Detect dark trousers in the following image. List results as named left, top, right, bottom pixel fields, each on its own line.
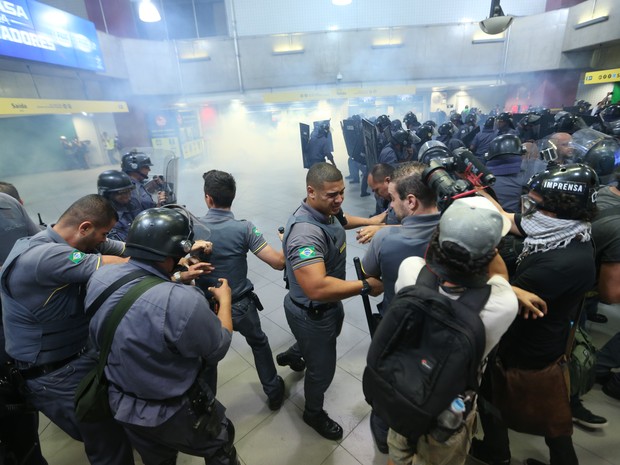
left=24, top=353, right=134, bottom=465
left=232, top=295, right=279, bottom=399
left=283, top=294, right=344, bottom=415
left=120, top=404, right=236, bottom=465
left=0, top=412, right=47, bottom=465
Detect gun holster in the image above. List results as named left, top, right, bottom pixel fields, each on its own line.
left=187, top=370, right=226, bottom=438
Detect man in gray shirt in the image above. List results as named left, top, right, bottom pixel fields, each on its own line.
left=196, top=170, right=285, bottom=410
left=276, top=163, right=382, bottom=440
left=1, top=194, right=132, bottom=465
left=361, top=162, right=440, bottom=453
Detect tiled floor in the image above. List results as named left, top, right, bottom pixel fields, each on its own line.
left=6, top=135, right=620, bottom=465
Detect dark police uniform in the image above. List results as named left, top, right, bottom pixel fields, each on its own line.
left=196, top=209, right=282, bottom=402
left=0, top=227, right=132, bottom=465
left=486, top=155, right=525, bottom=213
left=86, top=260, right=235, bottom=465
left=306, top=133, right=333, bottom=167
left=129, top=177, right=156, bottom=210
left=378, top=144, right=398, bottom=166
left=361, top=213, right=440, bottom=311
left=470, top=127, right=498, bottom=158
left=107, top=200, right=141, bottom=242
left=281, top=201, right=346, bottom=415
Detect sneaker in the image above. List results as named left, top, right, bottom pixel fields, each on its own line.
left=360, top=192, right=371, bottom=197
left=523, top=459, right=547, bottom=465
left=469, top=438, right=510, bottom=465
left=572, top=399, right=608, bottom=429
left=267, top=376, right=285, bottom=410
left=303, top=410, right=343, bottom=440
left=276, top=351, right=305, bottom=372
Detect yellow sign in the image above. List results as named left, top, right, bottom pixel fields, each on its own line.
left=0, top=98, right=129, bottom=115
left=263, top=85, right=416, bottom=103
left=584, top=68, right=620, bottom=85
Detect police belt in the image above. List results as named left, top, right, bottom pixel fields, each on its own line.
left=18, top=347, right=87, bottom=380
left=231, top=289, right=255, bottom=304
left=232, top=289, right=264, bottom=310
left=290, top=298, right=338, bottom=313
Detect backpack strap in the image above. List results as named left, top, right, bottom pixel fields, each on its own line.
left=416, top=265, right=439, bottom=289
left=85, top=269, right=151, bottom=318
left=95, top=276, right=164, bottom=380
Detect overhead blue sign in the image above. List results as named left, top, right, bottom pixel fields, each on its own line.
left=0, top=0, right=104, bottom=71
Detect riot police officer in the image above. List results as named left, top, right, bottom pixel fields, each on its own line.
left=378, top=129, right=418, bottom=166
left=306, top=121, right=335, bottom=167
left=97, top=170, right=139, bottom=241
left=496, top=112, right=517, bottom=136
left=470, top=117, right=498, bottom=159
left=436, top=122, right=465, bottom=152
left=121, top=150, right=165, bottom=209
left=484, top=134, right=525, bottom=213
left=403, top=111, right=421, bottom=131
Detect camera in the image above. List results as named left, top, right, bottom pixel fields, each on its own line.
left=421, top=147, right=495, bottom=211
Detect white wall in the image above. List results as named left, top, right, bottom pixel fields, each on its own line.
left=228, top=0, right=547, bottom=36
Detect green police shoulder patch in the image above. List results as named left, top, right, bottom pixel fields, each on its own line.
left=69, top=250, right=86, bottom=264
left=298, top=246, right=316, bottom=260
left=252, top=227, right=261, bottom=237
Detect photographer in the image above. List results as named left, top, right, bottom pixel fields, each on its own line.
left=473, top=163, right=604, bottom=465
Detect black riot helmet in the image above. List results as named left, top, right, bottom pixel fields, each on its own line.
left=600, top=104, right=620, bottom=136
left=121, top=150, right=153, bottom=174
left=497, top=112, right=515, bottom=129
left=450, top=112, right=463, bottom=125
left=580, top=139, right=620, bottom=178
left=438, top=122, right=456, bottom=137
left=465, top=113, right=478, bottom=125
left=403, top=111, right=419, bottom=128
left=125, top=206, right=194, bottom=262
left=97, top=170, right=134, bottom=197
left=423, top=120, right=437, bottom=128
left=486, top=134, right=524, bottom=161
left=375, top=114, right=391, bottom=132
left=521, top=112, right=542, bottom=126
left=415, top=124, right=434, bottom=144
left=527, top=163, right=599, bottom=220
left=553, top=111, right=583, bottom=134
left=391, top=119, right=403, bottom=132
left=391, top=129, right=419, bottom=148
left=318, top=120, right=331, bottom=135
left=484, top=117, right=496, bottom=129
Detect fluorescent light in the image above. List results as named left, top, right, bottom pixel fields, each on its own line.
left=332, top=0, right=352, bottom=5
left=139, top=0, right=161, bottom=23
left=371, top=43, right=403, bottom=49
left=272, top=49, right=305, bottom=55
left=472, top=38, right=505, bottom=44
left=574, top=15, right=609, bottom=29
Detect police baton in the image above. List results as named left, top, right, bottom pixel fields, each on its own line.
left=353, top=257, right=378, bottom=337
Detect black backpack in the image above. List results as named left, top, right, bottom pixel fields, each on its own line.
left=362, top=266, right=489, bottom=443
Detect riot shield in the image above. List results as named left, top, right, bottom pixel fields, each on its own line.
left=537, top=114, right=557, bottom=139
left=299, top=123, right=310, bottom=169
left=362, top=118, right=378, bottom=170
left=341, top=118, right=365, bottom=164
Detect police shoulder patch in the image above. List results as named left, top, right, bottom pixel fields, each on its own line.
left=298, top=246, right=316, bottom=260
left=69, top=250, right=86, bottom=264
left=252, top=226, right=261, bottom=237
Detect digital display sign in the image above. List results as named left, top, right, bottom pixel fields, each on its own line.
left=0, top=0, right=104, bottom=71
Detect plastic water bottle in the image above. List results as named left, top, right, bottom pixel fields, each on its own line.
left=430, top=397, right=465, bottom=443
